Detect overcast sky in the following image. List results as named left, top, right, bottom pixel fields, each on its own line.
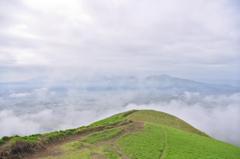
left=0, top=0, right=240, bottom=85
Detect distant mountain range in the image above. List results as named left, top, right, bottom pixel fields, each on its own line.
left=1, top=74, right=238, bottom=95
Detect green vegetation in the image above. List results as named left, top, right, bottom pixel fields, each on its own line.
left=118, top=123, right=240, bottom=159
left=164, top=126, right=240, bottom=159
left=104, top=148, right=121, bottom=159
left=42, top=149, right=92, bottom=159
left=0, top=134, right=41, bottom=146
left=82, top=128, right=122, bottom=144
left=127, top=110, right=207, bottom=136
left=10, top=134, right=40, bottom=144
left=0, top=127, right=87, bottom=148
left=118, top=124, right=165, bottom=159
left=1, top=109, right=240, bottom=159
left=0, top=136, right=13, bottom=145
left=0, top=139, right=5, bottom=145
left=90, top=110, right=136, bottom=127
left=41, top=126, right=88, bottom=142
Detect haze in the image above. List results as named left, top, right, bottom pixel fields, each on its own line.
left=0, top=0, right=240, bottom=146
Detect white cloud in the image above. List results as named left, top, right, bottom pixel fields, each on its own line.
left=14, top=52, right=49, bottom=66
left=0, top=0, right=239, bottom=84
left=9, top=92, right=31, bottom=98
left=0, top=89, right=240, bottom=146
left=0, top=110, right=40, bottom=136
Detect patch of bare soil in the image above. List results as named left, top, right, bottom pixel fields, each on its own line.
left=91, top=153, right=106, bottom=159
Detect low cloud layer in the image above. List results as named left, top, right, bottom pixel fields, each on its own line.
left=0, top=89, right=240, bottom=146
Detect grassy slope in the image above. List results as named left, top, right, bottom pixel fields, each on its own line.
left=0, top=109, right=240, bottom=159
left=118, top=123, right=240, bottom=159
left=118, top=110, right=240, bottom=159
left=127, top=110, right=207, bottom=136
left=118, top=124, right=166, bottom=159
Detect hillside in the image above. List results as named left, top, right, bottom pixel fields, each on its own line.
left=0, top=110, right=240, bottom=159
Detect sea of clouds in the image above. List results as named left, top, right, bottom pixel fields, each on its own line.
left=0, top=87, right=240, bottom=146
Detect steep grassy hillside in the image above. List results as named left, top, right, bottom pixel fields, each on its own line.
left=0, top=110, right=240, bottom=159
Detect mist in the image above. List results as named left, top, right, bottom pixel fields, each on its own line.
left=0, top=83, right=239, bottom=146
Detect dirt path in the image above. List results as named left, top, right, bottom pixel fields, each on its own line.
left=91, top=153, right=106, bottom=159
left=110, top=121, right=144, bottom=159
left=25, top=121, right=143, bottom=159
left=159, top=129, right=168, bottom=159
left=92, top=121, right=144, bottom=159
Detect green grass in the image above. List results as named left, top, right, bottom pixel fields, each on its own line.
left=164, top=125, right=240, bottom=159
left=82, top=128, right=122, bottom=144
left=118, top=123, right=240, bottom=159
left=90, top=113, right=126, bottom=127
left=90, top=110, right=136, bottom=127
left=0, top=127, right=87, bottom=148
left=0, top=134, right=41, bottom=146
left=127, top=110, right=207, bottom=136
left=0, top=139, right=5, bottom=145
left=104, top=148, right=121, bottom=159
left=41, top=127, right=87, bottom=143
left=118, top=124, right=166, bottom=159
left=60, top=150, right=91, bottom=159
left=41, top=149, right=91, bottom=159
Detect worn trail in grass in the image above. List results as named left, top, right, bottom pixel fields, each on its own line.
left=1, top=110, right=240, bottom=159
left=28, top=121, right=143, bottom=159
left=160, top=129, right=168, bottom=159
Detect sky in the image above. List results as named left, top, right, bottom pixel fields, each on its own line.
left=0, top=0, right=240, bottom=85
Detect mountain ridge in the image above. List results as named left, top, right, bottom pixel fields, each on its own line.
left=0, top=109, right=240, bottom=159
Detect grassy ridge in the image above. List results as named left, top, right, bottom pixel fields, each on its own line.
left=1, top=109, right=240, bottom=159
left=127, top=110, right=207, bottom=136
